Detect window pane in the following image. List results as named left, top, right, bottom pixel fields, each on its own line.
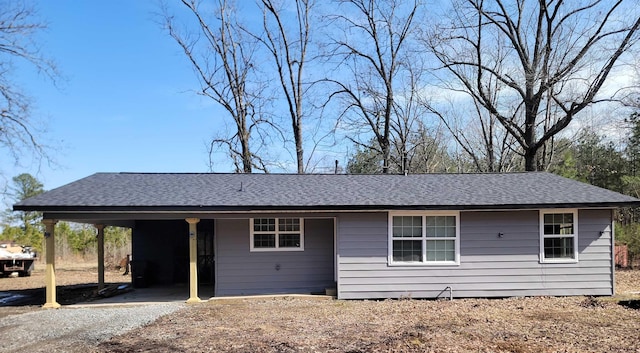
left=393, top=240, right=422, bottom=262
left=254, top=218, right=276, bottom=232
left=544, top=214, right=554, bottom=223
left=426, top=217, right=435, bottom=226
left=279, top=234, right=301, bottom=248
left=543, top=213, right=574, bottom=235
left=444, top=249, right=455, bottom=261
left=560, top=224, right=573, bottom=235
left=426, top=240, right=455, bottom=262
left=563, top=213, right=573, bottom=224
left=426, top=216, right=456, bottom=238
left=392, top=216, right=422, bottom=238
left=279, top=218, right=300, bottom=232
left=544, top=237, right=574, bottom=259
left=445, top=227, right=456, bottom=238
left=254, top=234, right=275, bottom=248
left=445, top=240, right=453, bottom=251
left=445, top=216, right=455, bottom=226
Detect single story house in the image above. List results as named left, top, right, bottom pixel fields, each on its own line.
left=13, top=172, right=640, bottom=307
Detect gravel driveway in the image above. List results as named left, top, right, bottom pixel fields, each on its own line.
left=0, top=303, right=184, bottom=353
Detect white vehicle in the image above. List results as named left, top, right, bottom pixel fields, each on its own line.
left=0, top=244, right=36, bottom=277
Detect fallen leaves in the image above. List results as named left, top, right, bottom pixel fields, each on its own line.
left=93, top=293, right=640, bottom=353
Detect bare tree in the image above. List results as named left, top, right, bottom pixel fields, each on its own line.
left=430, top=101, right=521, bottom=172
left=325, top=0, right=421, bottom=174
left=388, top=57, right=449, bottom=173
left=255, top=0, right=314, bottom=174
left=394, top=121, right=454, bottom=173
left=0, top=0, right=57, bottom=168
left=424, top=50, right=521, bottom=172
left=428, top=0, right=640, bottom=171
left=163, top=0, right=270, bottom=173
left=346, top=122, right=455, bottom=174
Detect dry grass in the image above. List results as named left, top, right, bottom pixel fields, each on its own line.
left=97, top=296, right=640, bottom=353
left=1, top=267, right=638, bottom=352
left=615, top=269, right=640, bottom=295
left=0, top=261, right=128, bottom=292
left=0, top=261, right=130, bottom=316
left=95, top=271, right=640, bottom=353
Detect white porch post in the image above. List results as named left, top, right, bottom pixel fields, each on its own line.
left=185, top=218, right=201, bottom=303
left=95, top=224, right=105, bottom=291
left=42, top=219, right=60, bottom=309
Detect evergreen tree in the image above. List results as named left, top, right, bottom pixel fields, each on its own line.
left=1, top=173, right=45, bottom=251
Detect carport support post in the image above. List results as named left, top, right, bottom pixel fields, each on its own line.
left=185, top=218, right=201, bottom=303
left=42, top=219, right=60, bottom=309
left=95, top=224, right=105, bottom=291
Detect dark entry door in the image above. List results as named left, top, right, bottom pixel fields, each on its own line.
left=197, top=220, right=215, bottom=285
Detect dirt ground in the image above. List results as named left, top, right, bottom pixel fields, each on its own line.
left=1, top=267, right=639, bottom=353
left=0, top=261, right=129, bottom=317
left=94, top=270, right=640, bottom=353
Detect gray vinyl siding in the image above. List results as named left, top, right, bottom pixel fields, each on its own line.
left=337, top=209, right=613, bottom=299
left=215, top=218, right=335, bottom=296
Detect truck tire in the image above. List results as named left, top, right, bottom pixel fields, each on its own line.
left=18, top=270, right=31, bottom=277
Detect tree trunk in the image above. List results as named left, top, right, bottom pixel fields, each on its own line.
left=240, top=130, right=252, bottom=173
left=524, top=147, right=538, bottom=172
left=380, top=136, right=391, bottom=174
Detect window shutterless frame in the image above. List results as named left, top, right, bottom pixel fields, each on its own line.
left=388, top=211, right=460, bottom=266
left=250, top=218, right=305, bottom=252
left=539, top=209, right=578, bottom=263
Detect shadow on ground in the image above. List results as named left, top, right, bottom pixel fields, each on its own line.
left=619, top=299, right=640, bottom=310
left=0, top=283, right=129, bottom=306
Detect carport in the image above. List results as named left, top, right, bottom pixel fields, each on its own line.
left=37, top=215, right=205, bottom=308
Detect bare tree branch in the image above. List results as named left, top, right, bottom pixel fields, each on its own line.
left=325, top=0, right=421, bottom=174
left=163, top=0, right=270, bottom=173
left=0, top=0, right=59, bottom=170
left=428, top=0, right=640, bottom=170
left=255, top=0, right=313, bottom=173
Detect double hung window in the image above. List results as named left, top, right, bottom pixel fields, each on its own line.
left=250, top=218, right=304, bottom=251
left=540, top=210, right=578, bottom=262
left=389, top=212, right=459, bottom=265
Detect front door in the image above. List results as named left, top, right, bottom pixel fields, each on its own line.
left=197, top=220, right=215, bottom=285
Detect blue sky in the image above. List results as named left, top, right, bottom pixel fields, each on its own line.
left=5, top=1, right=228, bottom=192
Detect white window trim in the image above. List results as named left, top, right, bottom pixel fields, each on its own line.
left=388, top=211, right=460, bottom=266
left=250, top=218, right=305, bottom=252
left=539, top=209, right=579, bottom=263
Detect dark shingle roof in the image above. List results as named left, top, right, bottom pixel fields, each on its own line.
left=13, top=172, right=640, bottom=212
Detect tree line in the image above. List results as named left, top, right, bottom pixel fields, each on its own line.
left=1, top=174, right=131, bottom=263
